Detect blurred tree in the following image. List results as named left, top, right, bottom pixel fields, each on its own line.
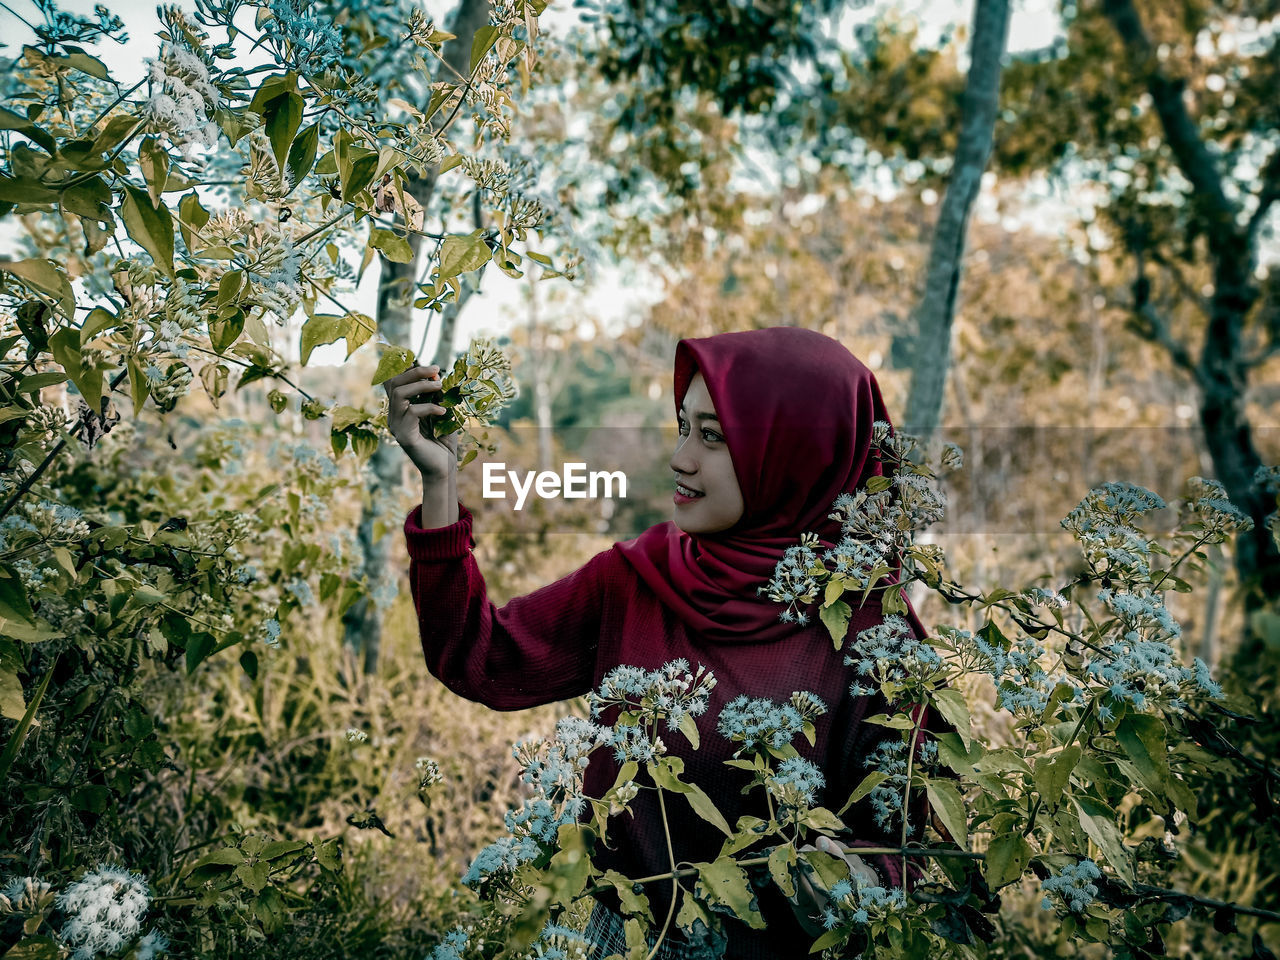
left=331, top=0, right=493, bottom=673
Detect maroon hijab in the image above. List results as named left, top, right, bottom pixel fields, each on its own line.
left=613, top=327, right=928, bottom=645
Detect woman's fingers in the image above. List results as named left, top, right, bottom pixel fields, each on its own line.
left=383, top=365, right=441, bottom=403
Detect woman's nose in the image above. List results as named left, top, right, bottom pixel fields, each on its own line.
left=670, top=442, right=696, bottom=476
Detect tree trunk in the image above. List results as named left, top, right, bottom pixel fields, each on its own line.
left=902, top=0, right=1011, bottom=440
left=1103, top=0, right=1280, bottom=671
left=341, top=0, right=493, bottom=674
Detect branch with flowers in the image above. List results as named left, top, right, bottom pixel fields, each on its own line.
left=419, top=430, right=1280, bottom=960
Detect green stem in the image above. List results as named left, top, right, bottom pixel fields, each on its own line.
left=899, top=702, right=926, bottom=885
left=1150, top=534, right=1214, bottom=592
left=644, top=784, right=679, bottom=960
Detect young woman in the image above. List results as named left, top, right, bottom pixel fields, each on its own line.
left=387, top=327, right=940, bottom=960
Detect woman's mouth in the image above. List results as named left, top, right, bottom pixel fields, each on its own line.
left=674, top=482, right=704, bottom=504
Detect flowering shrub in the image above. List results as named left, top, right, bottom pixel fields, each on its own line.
left=416, top=425, right=1280, bottom=959
left=0, top=0, right=545, bottom=952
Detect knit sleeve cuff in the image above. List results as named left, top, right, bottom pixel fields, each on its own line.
left=404, top=500, right=475, bottom=562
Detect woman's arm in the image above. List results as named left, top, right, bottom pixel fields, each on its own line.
left=404, top=500, right=612, bottom=710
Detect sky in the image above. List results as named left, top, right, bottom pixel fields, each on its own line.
left=1, top=0, right=1071, bottom=367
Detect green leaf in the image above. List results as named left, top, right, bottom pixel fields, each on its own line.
left=138, top=136, right=171, bottom=206
left=1073, top=796, right=1133, bottom=886
left=983, top=834, right=1033, bottom=889
left=60, top=50, right=110, bottom=81
left=286, top=122, right=320, bottom=190
left=0, top=564, right=36, bottom=624
left=248, top=71, right=299, bottom=115
left=259, top=839, right=307, bottom=861
left=369, top=227, right=414, bottom=263
left=649, top=758, right=733, bottom=837
left=1, top=935, right=62, bottom=959
left=209, top=309, right=245, bottom=354
left=264, top=91, right=304, bottom=169
left=820, top=598, right=851, bottom=650
left=767, top=844, right=796, bottom=898
left=1115, top=714, right=1170, bottom=799
left=437, top=231, right=492, bottom=283
left=61, top=176, right=113, bottom=224
left=185, top=632, right=217, bottom=675
left=0, top=106, right=55, bottom=153
left=48, top=327, right=101, bottom=413
left=79, top=306, right=118, bottom=344
left=678, top=712, right=700, bottom=750
left=808, top=929, right=846, bottom=954
left=1032, top=745, right=1081, bottom=811
left=343, top=149, right=378, bottom=200
left=16, top=372, right=67, bottom=393
left=602, top=869, right=653, bottom=923
left=864, top=712, right=915, bottom=729
left=132, top=584, right=166, bottom=606
left=120, top=183, right=174, bottom=275
left=371, top=346, right=415, bottom=386
left=546, top=823, right=595, bottom=907
left=470, top=25, right=500, bottom=71
left=0, top=259, right=74, bottom=318
left=0, top=639, right=25, bottom=721
left=694, top=859, right=764, bottom=929
left=924, top=777, right=967, bottom=847
left=0, top=175, right=58, bottom=204
left=178, top=191, right=210, bottom=252
left=838, top=770, right=888, bottom=816
left=931, top=687, right=972, bottom=751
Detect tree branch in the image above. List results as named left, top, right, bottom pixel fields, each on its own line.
left=1246, top=147, right=1280, bottom=246
left=1102, top=0, right=1239, bottom=236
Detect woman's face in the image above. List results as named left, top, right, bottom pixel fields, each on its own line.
left=670, top=371, right=745, bottom=534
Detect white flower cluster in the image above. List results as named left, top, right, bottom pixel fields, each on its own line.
left=947, top=628, right=1082, bottom=716
left=1086, top=587, right=1220, bottom=712
left=13, top=403, right=70, bottom=451
left=247, top=228, right=303, bottom=323
left=586, top=658, right=716, bottom=734
left=844, top=615, right=943, bottom=697
left=1180, top=476, right=1254, bottom=541
left=864, top=737, right=938, bottom=830
left=820, top=874, right=907, bottom=931
left=54, top=864, right=155, bottom=960
left=756, top=536, right=822, bottom=626
left=11, top=499, right=91, bottom=545
left=346, top=728, right=368, bottom=743
left=416, top=756, right=443, bottom=789
left=463, top=715, right=611, bottom=891
left=521, top=922, right=595, bottom=960
left=246, top=128, right=293, bottom=201
left=1061, top=482, right=1165, bottom=580
left=1022, top=587, right=1069, bottom=609
left=1040, top=859, right=1101, bottom=913
left=144, top=41, right=219, bottom=156
left=0, top=875, right=52, bottom=912
left=153, top=276, right=202, bottom=360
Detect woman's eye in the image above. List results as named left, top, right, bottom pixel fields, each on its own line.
left=677, top=419, right=720, bottom=443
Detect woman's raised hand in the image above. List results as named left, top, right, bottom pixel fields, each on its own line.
left=382, top=364, right=459, bottom=481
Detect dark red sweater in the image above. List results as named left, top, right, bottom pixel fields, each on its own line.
left=405, top=500, right=927, bottom=959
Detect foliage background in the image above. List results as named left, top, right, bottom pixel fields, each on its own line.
left=0, top=0, right=1278, bottom=957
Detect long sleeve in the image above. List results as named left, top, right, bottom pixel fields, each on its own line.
left=404, top=500, right=613, bottom=711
